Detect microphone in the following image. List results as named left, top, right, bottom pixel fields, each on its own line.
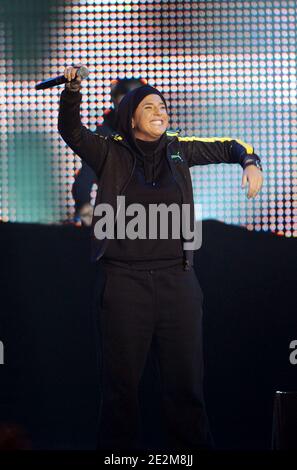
left=35, top=66, right=89, bottom=90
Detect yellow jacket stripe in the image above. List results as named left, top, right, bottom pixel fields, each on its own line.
left=177, top=136, right=254, bottom=155
left=112, top=132, right=254, bottom=156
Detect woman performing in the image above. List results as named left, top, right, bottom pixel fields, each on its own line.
left=58, top=66, right=263, bottom=451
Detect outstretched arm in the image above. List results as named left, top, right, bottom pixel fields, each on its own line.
left=179, top=136, right=263, bottom=198
left=58, top=66, right=109, bottom=177
left=179, top=136, right=258, bottom=167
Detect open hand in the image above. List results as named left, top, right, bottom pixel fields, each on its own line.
left=241, top=165, right=263, bottom=199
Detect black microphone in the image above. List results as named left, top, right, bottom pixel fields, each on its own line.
left=35, top=66, right=89, bottom=90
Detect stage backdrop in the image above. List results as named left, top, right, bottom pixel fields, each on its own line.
left=0, top=0, right=296, bottom=236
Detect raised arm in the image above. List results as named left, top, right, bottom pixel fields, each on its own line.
left=58, top=66, right=109, bottom=177
left=178, top=136, right=261, bottom=170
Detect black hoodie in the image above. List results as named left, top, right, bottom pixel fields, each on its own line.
left=59, top=86, right=262, bottom=270
left=102, top=86, right=184, bottom=268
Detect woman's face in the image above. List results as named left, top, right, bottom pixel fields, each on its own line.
left=131, top=94, right=169, bottom=141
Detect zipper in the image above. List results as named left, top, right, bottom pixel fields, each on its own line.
left=152, top=151, right=156, bottom=186
left=119, top=153, right=136, bottom=196
left=97, top=140, right=136, bottom=260
left=114, top=141, right=136, bottom=224
left=166, top=140, right=190, bottom=271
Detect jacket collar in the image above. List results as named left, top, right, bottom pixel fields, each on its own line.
left=110, top=128, right=181, bottom=148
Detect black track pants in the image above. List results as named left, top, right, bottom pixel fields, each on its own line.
left=94, top=260, right=213, bottom=451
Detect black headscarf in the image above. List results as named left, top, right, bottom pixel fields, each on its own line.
left=115, top=85, right=167, bottom=148
left=115, top=85, right=169, bottom=184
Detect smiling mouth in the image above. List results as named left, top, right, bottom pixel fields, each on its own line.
left=150, top=120, right=163, bottom=125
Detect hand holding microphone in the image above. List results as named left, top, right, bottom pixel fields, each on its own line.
left=64, top=65, right=85, bottom=92
left=35, top=65, right=89, bottom=91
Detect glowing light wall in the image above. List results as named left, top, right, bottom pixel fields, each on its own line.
left=0, top=0, right=296, bottom=236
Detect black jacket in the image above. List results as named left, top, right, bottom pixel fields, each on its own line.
left=58, top=88, right=260, bottom=270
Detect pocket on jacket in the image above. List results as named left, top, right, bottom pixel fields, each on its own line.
left=99, top=268, right=113, bottom=309
left=100, top=271, right=107, bottom=309
left=191, top=269, right=204, bottom=301
left=195, top=277, right=204, bottom=302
